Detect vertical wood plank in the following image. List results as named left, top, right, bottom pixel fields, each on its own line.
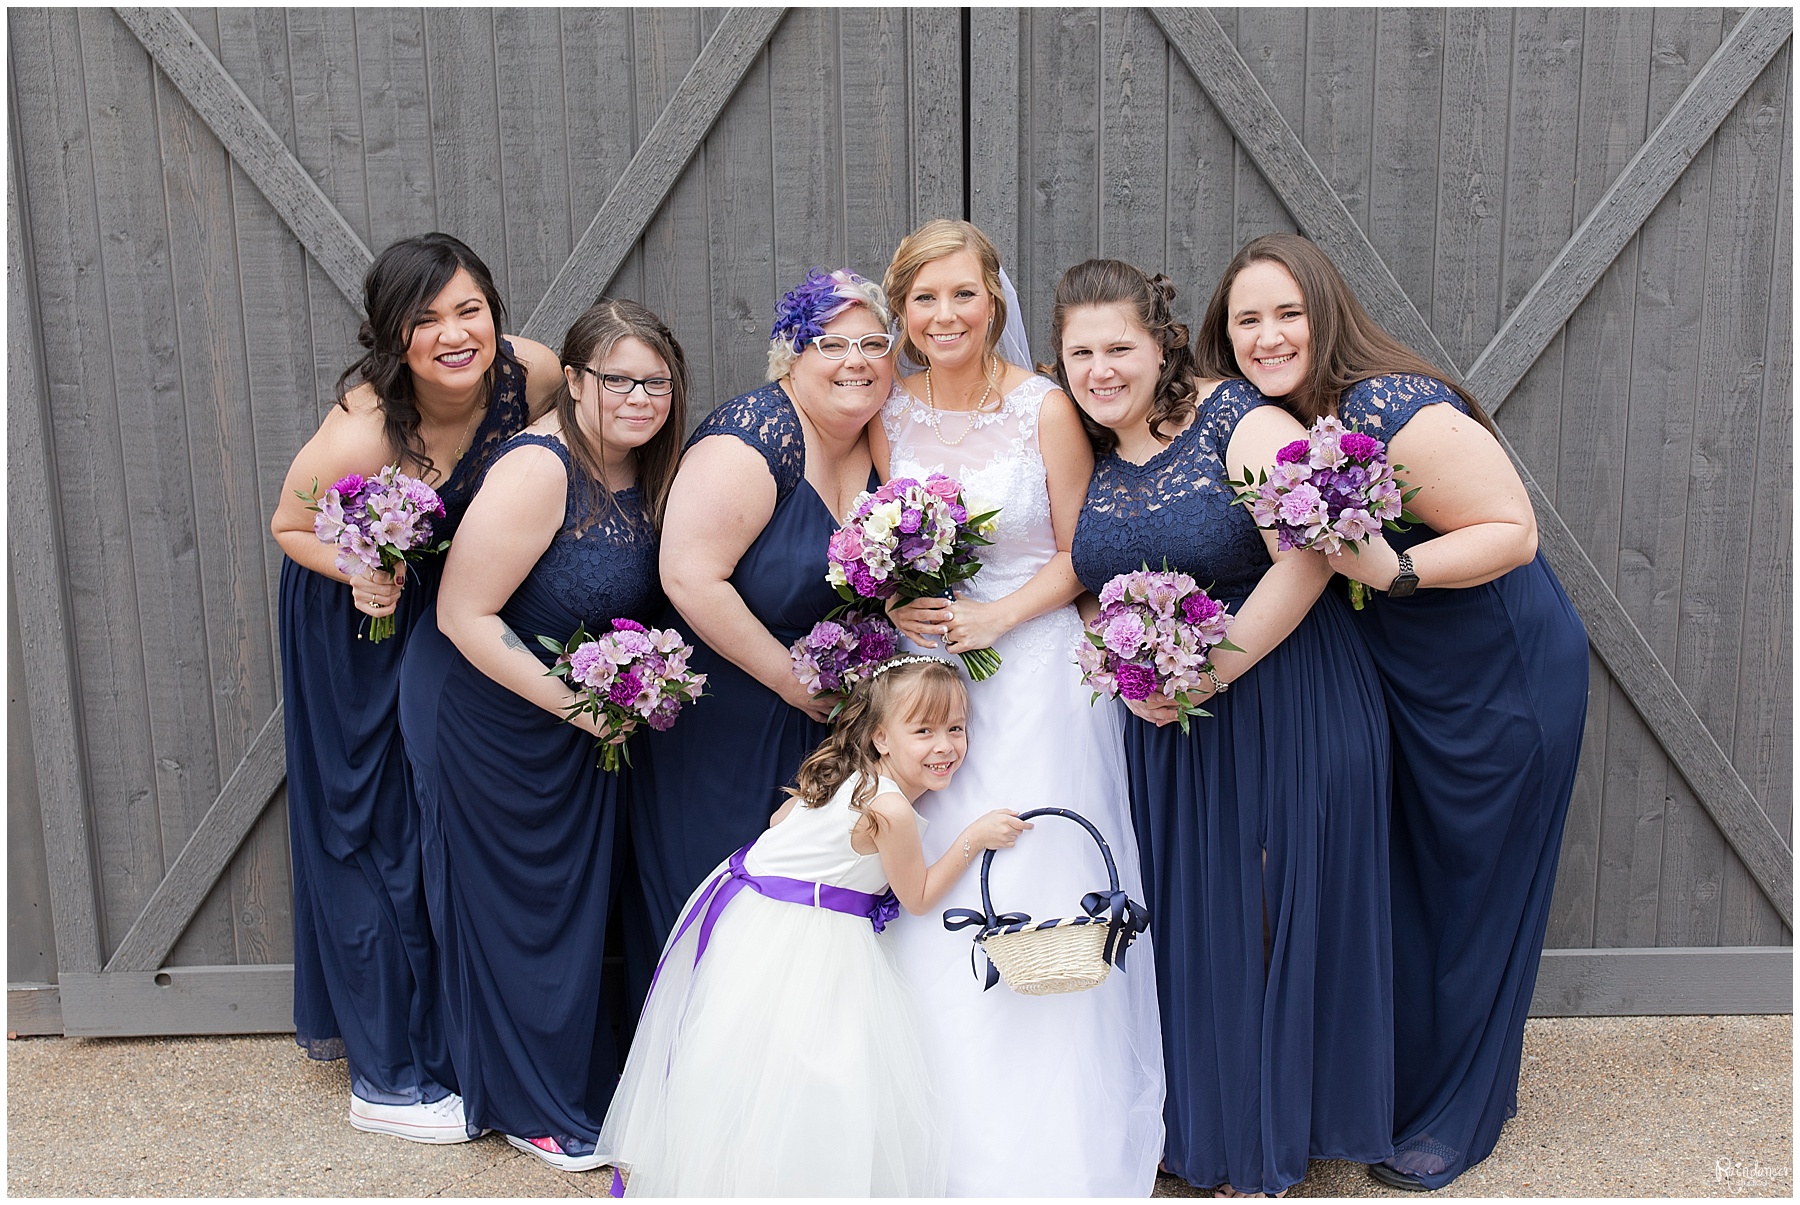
left=704, top=35, right=775, bottom=407
left=908, top=6, right=963, bottom=224
left=1220, top=7, right=1300, bottom=246
left=1366, top=10, right=1443, bottom=315
left=353, top=9, right=435, bottom=253
left=1022, top=8, right=1102, bottom=344
left=8, top=11, right=105, bottom=973
left=767, top=9, right=844, bottom=287
left=631, top=8, right=715, bottom=427
left=493, top=7, right=574, bottom=318
left=969, top=7, right=1022, bottom=293
left=1544, top=8, right=1655, bottom=950
left=839, top=9, right=911, bottom=277
left=423, top=8, right=507, bottom=298
left=1163, top=16, right=1238, bottom=329
left=1490, top=8, right=1584, bottom=502
left=560, top=7, right=643, bottom=305
left=1098, top=7, right=1170, bottom=270
left=284, top=7, right=368, bottom=424
left=1432, top=6, right=1512, bottom=369
left=1299, top=6, right=1375, bottom=236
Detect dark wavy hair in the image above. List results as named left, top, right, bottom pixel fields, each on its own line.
left=1193, top=233, right=1495, bottom=434
left=1045, top=259, right=1200, bottom=457
left=553, top=298, right=689, bottom=532
left=785, top=658, right=966, bottom=827
left=335, top=233, right=509, bottom=476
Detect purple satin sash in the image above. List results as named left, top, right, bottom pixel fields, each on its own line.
left=646, top=842, right=901, bottom=997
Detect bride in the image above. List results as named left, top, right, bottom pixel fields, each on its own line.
left=871, top=220, right=1165, bottom=1196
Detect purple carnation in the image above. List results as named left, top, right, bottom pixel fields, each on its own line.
left=608, top=670, right=643, bottom=707
left=1339, top=431, right=1382, bottom=461
left=332, top=472, right=367, bottom=501
left=1180, top=592, right=1222, bottom=625
left=1115, top=662, right=1158, bottom=702
left=859, top=625, right=898, bottom=662
left=611, top=617, right=648, bottom=634
left=1275, top=439, right=1310, bottom=465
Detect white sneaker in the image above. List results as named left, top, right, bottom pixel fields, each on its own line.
left=504, top=1132, right=607, bottom=1172
left=349, top=1091, right=474, bottom=1144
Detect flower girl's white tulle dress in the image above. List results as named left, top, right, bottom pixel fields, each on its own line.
left=597, top=772, right=944, bottom=1196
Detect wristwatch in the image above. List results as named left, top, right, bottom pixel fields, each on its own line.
left=1386, top=550, right=1420, bottom=599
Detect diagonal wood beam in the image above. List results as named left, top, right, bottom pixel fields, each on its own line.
left=1151, top=6, right=1792, bottom=926
left=1148, top=7, right=1451, bottom=378
left=1467, top=8, right=1792, bottom=411
left=104, top=706, right=287, bottom=972
left=523, top=7, right=787, bottom=344
left=114, top=6, right=371, bottom=305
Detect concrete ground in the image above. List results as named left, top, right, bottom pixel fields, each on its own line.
left=4, top=1015, right=1790, bottom=1198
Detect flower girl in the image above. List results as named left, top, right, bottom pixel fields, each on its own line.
left=597, top=655, right=1029, bottom=1196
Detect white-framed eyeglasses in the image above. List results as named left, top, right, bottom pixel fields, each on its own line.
left=808, top=333, right=895, bottom=360
left=573, top=364, right=675, bottom=397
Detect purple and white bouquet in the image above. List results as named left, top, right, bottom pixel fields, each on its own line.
left=299, top=464, right=449, bottom=642
left=825, top=473, right=1003, bottom=680
left=1229, top=416, right=1418, bottom=608
left=540, top=619, right=708, bottom=771
left=1076, top=567, right=1239, bottom=735
left=789, top=611, right=904, bottom=719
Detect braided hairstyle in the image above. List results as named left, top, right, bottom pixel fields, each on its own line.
left=1046, top=259, right=1200, bottom=457
left=784, top=658, right=966, bottom=828
left=334, top=233, right=509, bottom=477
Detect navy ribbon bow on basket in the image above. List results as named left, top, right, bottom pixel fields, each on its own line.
left=942, top=807, right=1150, bottom=994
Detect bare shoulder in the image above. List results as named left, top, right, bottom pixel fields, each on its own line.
left=865, top=788, right=919, bottom=828
left=311, top=382, right=392, bottom=463
left=507, top=335, right=562, bottom=379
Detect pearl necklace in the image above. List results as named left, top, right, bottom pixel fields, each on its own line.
left=922, top=356, right=1000, bottom=447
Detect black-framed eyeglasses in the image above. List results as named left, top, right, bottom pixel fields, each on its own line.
left=808, top=333, right=895, bottom=360
left=572, top=364, right=675, bottom=397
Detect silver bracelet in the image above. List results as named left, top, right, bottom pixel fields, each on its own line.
left=962, top=837, right=973, bottom=865
left=1203, top=667, right=1230, bottom=695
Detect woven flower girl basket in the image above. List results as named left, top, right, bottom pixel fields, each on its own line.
left=943, top=807, right=1149, bottom=995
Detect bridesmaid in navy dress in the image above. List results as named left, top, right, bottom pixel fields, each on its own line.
left=270, top=234, right=560, bottom=1142
left=634, top=270, right=895, bottom=976
left=1055, top=260, right=1395, bottom=1196
left=398, top=299, right=687, bottom=1172
left=1196, top=234, right=1588, bottom=1191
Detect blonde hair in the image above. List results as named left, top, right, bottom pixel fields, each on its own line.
left=785, top=658, right=965, bottom=823
left=883, top=219, right=1009, bottom=368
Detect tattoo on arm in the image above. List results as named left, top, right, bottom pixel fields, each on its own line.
left=500, top=623, right=528, bottom=654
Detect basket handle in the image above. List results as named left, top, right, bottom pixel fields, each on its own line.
left=974, top=806, right=1121, bottom=926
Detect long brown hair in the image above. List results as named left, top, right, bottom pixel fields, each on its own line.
left=1046, top=258, right=1200, bottom=457
left=1194, top=233, right=1495, bottom=433
left=884, top=219, right=1009, bottom=368
left=785, top=658, right=966, bottom=824
left=336, top=233, right=509, bottom=476
left=553, top=298, right=689, bottom=531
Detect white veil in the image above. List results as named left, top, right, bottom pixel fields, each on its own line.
left=897, top=266, right=1035, bottom=376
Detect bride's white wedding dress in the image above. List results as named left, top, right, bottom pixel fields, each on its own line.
left=883, top=374, right=1165, bottom=1197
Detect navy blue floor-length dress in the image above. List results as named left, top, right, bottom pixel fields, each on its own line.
left=281, top=348, right=529, bottom=1104
left=1338, top=374, right=1589, bottom=1188
left=1072, top=381, right=1395, bottom=1195
left=630, top=383, right=858, bottom=970
left=399, top=433, right=663, bottom=1148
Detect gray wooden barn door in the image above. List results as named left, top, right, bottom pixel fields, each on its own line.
left=968, top=7, right=1791, bottom=1014
left=8, top=5, right=963, bottom=1037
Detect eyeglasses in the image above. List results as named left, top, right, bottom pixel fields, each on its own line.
left=808, top=333, right=895, bottom=360
left=572, top=365, right=675, bottom=397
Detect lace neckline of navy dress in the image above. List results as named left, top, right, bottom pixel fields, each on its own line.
left=437, top=340, right=529, bottom=514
